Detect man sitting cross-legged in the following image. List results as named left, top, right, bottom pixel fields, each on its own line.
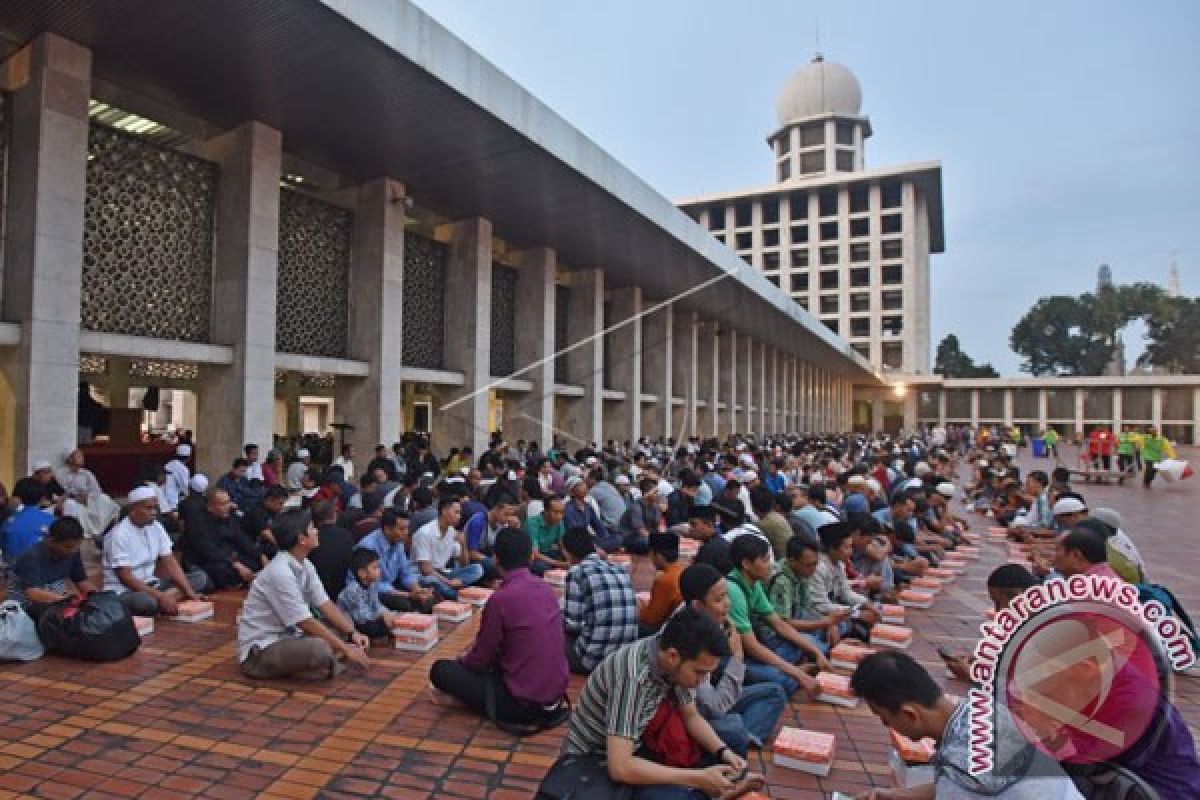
left=562, top=525, right=639, bottom=675
left=551, top=607, right=761, bottom=800
left=237, top=509, right=370, bottom=681
left=181, top=487, right=264, bottom=590
left=429, top=527, right=570, bottom=731
left=9, top=517, right=96, bottom=621
left=412, top=496, right=484, bottom=601
left=726, top=533, right=825, bottom=698
left=103, top=486, right=210, bottom=616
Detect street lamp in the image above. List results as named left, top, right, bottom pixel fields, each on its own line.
left=892, top=383, right=907, bottom=398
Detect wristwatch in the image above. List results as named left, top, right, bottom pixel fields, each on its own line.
left=713, top=745, right=729, bottom=761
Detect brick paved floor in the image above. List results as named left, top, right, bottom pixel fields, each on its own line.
left=0, top=444, right=1195, bottom=799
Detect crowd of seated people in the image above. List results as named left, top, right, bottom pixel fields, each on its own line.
left=1, top=427, right=1197, bottom=799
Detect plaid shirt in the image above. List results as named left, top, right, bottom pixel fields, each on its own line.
left=564, top=554, right=639, bottom=671
left=337, top=579, right=384, bottom=625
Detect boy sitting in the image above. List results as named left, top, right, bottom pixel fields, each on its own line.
left=337, top=548, right=401, bottom=639
left=637, top=532, right=685, bottom=636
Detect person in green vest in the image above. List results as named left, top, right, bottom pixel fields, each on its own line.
left=1042, top=427, right=1060, bottom=460
left=1140, top=427, right=1168, bottom=489
left=1116, top=427, right=1137, bottom=474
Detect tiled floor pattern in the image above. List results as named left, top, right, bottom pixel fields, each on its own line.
left=0, top=443, right=1195, bottom=798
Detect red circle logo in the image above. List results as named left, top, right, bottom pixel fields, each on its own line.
left=999, top=607, right=1162, bottom=764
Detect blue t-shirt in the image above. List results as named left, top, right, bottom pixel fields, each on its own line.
left=9, top=540, right=88, bottom=606
left=463, top=510, right=494, bottom=553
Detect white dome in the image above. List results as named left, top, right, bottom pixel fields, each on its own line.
left=775, top=55, right=862, bottom=126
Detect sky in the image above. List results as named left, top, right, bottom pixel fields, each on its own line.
left=412, top=0, right=1199, bottom=374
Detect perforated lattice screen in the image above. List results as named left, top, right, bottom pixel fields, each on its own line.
left=276, top=189, right=352, bottom=357
left=82, top=124, right=216, bottom=341
left=402, top=232, right=446, bottom=369
left=490, top=264, right=517, bottom=377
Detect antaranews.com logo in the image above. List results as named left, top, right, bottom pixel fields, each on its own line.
left=966, top=574, right=1196, bottom=776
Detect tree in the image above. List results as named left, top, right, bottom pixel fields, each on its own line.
left=1009, top=283, right=1168, bottom=376
left=1140, top=295, right=1200, bottom=374
left=934, top=334, right=1000, bottom=378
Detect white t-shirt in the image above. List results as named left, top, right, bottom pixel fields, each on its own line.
left=102, top=516, right=174, bottom=593
left=412, top=519, right=461, bottom=571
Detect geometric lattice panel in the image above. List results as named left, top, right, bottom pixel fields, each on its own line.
left=490, top=264, right=517, bottom=378
left=130, top=359, right=200, bottom=381
left=276, top=188, right=352, bottom=357
left=79, top=355, right=109, bottom=376
left=402, top=232, right=446, bottom=370
left=82, top=124, right=216, bottom=341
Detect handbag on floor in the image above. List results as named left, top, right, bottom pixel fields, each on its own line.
left=0, top=600, right=44, bottom=661
left=534, top=754, right=632, bottom=800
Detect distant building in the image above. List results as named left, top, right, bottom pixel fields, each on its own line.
left=678, top=55, right=944, bottom=379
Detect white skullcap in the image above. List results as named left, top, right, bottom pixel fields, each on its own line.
left=32, top=460, right=52, bottom=472
left=936, top=482, right=956, bottom=498
left=127, top=486, right=158, bottom=504
left=506, top=470, right=517, bottom=481
left=865, top=478, right=882, bottom=493
left=176, top=444, right=192, bottom=457
left=189, top=474, right=209, bottom=493
left=1052, top=497, right=1087, bottom=515
left=846, top=475, right=867, bottom=486
left=615, top=474, right=631, bottom=485
left=296, top=448, right=310, bottom=459
left=914, top=462, right=932, bottom=476
left=585, top=456, right=599, bottom=466
left=743, top=470, right=758, bottom=482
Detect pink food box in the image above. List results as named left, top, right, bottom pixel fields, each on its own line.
left=940, top=559, right=968, bottom=574
left=815, top=672, right=859, bottom=708
left=392, top=613, right=439, bottom=651
left=899, top=589, right=935, bottom=609
left=871, top=623, right=914, bottom=649
left=459, top=587, right=494, bottom=607
left=881, top=604, right=906, bottom=625
left=175, top=600, right=214, bottom=622
left=773, top=727, right=835, bottom=776
left=926, top=568, right=955, bottom=581
left=911, top=577, right=943, bottom=592
left=829, top=642, right=876, bottom=671
left=433, top=601, right=472, bottom=623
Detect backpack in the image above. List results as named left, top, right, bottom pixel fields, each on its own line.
left=1064, top=762, right=1161, bottom=800
left=37, top=591, right=141, bottom=662
left=1136, top=583, right=1200, bottom=663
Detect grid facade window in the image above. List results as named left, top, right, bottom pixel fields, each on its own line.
left=835, top=122, right=854, bottom=145
left=818, top=190, right=838, bottom=217
left=763, top=228, right=780, bottom=248
left=882, top=264, right=903, bottom=285
left=800, top=151, right=824, bottom=174
left=849, top=185, right=869, bottom=213
left=763, top=252, right=781, bottom=271
left=790, top=272, right=809, bottom=291
left=851, top=342, right=870, bottom=359
left=850, top=242, right=870, bottom=262
left=882, top=289, right=903, bottom=310
left=766, top=274, right=780, bottom=287
left=819, top=221, right=838, bottom=240
left=708, top=204, right=726, bottom=230
left=790, top=249, right=809, bottom=268
left=882, top=342, right=903, bottom=369
left=836, top=150, right=855, bottom=172
left=850, top=292, right=870, bottom=312
left=778, top=160, right=791, bottom=181
left=819, top=270, right=839, bottom=290
left=850, top=317, right=870, bottom=337
left=882, top=315, right=904, bottom=335
left=881, top=181, right=903, bottom=208
left=819, top=295, right=838, bottom=315
left=823, top=319, right=839, bottom=334
left=736, top=232, right=752, bottom=250
left=788, top=192, right=808, bottom=219
left=790, top=224, right=808, bottom=244
left=882, top=214, right=903, bottom=234
left=800, top=124, right=825, bottom=147
left=882, top=238, right=903, bottom=259
left=819, top=246, right=838, bottom=266
left=735, top=202, right=752, bottom=227
left=850, top=267, right=870, bottom=288
left=762, top=198, right=780, bottom=224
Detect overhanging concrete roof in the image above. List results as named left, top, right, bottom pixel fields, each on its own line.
left=0, top=0, right=882, bottom=383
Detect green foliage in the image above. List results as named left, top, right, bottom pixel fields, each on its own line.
left=934, top=334, right=1000, bottom=378
left=1009, top=283, right=1174, bottom=376
left=1139, top=296, right=1200, bottom=374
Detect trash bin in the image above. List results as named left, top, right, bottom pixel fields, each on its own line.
left=1032, top=438, right=1046, bottom=458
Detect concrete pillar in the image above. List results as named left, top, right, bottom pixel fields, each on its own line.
left=0, top=35, right=91, bottom=480
left=769, top=348, right=779, bottom=434
left=1192, top=388, right=1200, bottom=445
left=719, top=328, right=736, bottom=438
left=335, top=178, right=405, bottom=455
left=1037, top=389, right=1048, bottom=431
left=438, top=218, right=493, bottom=456
left=642, top=301, right=672, bottom=442
left=758, top=343, right=768, bottom=434
left=503, top=247, right=556, bottom=447
left=740, top=336, right=753, bottom=435
left=695, top=320, right=718, bottom=439
left=1113, top=389, right=1123, bottom=432
left=970, top=389, right=981, bottom=431
left=1002, top=388, right=1014, bottom=428
left=200, top=121, right=282, bottom=477
left=671, top=308, right=697, bottom=440
left=1151, top=388, right=1163, bottom=432
left=1074, top=389, right=1086, bottom=436
left=559, top=269, right=604, bottom=447
left=937, top=389, right=948, bottom=428
left=800, top=362, right=809, bottom=431
left=604, top=286, right=642, bottom=445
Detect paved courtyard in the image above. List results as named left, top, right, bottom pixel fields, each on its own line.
left=0, top=445, right=1196, bottom=799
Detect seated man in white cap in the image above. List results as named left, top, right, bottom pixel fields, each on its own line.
left=103, top=485, right=210, bottom=616
left=163, top=445, right=192, bottom=512
left=10, top=460, right=65, bottom=511
left=178, top=474, right=210, bottom=532
left=57, top=448, right=119, bottom=540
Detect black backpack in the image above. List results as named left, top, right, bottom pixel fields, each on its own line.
left=37, top=591, right=141, bottom=662
left=1065, top=762, right=1161, bottom=800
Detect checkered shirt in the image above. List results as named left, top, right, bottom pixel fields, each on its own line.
left=563, top=553, right=639, bottom=671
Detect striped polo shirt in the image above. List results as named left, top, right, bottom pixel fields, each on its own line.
left=562, top=636, right=694, bottom=756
